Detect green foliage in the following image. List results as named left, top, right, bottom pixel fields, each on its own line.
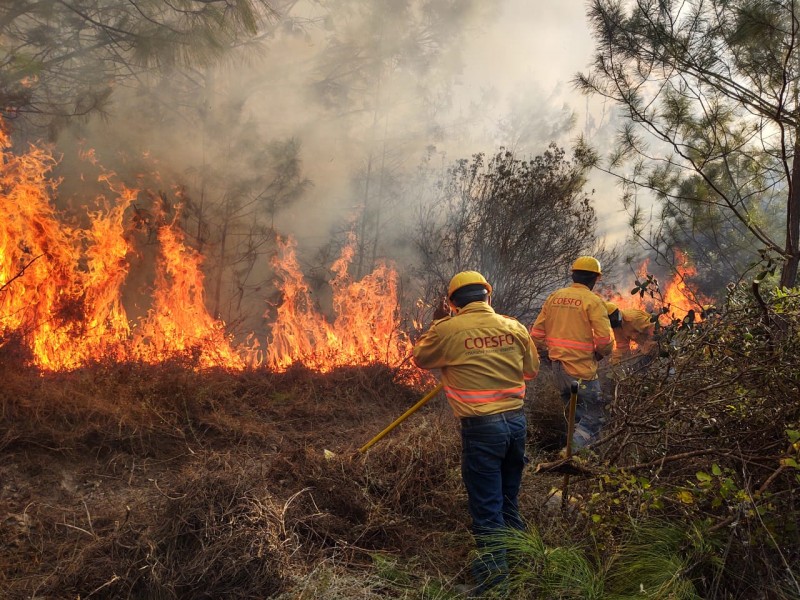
left=412, top=144, right=608, bottom=323
left=603, top=522, right=717, bottom=600
left=629, top=274, right=659, bottom=299
left=589, top=468, right=667, bottom=525
left=478, top=522, right=722, bottom=599
left=0, top=1, right=274, bottom=130
left=578, top=0, right=800, bottom=289
left=587, top=286, right=800, bottom=598
left=491, top=527, right=604, bottom=599
left=752, top=248, right=780, bottom=285
left=687, top=464, right=746, bottom=509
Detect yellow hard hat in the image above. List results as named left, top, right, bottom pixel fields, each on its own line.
left=604, top=301, right=619, bottom=315
left=572, top=256, right=602, bottom=274
left=447, top=270, right=492, bottom=299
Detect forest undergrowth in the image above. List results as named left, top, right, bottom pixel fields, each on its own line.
left=0, top=287, right=798, bottom=599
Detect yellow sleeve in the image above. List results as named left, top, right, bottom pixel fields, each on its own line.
left=412, top=324, right=447, bottom=369
left=588, top=298, right=614, bottom=356
left=522, top=332, right=540, bottom=380
left=630, top=310, right=655, bottom=333
left=530, top=304, right=548, bottom=353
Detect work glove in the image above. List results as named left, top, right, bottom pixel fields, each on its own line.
left=593, top=351, right=605, bottom=362
left=432, top=296, right=451, bottom=320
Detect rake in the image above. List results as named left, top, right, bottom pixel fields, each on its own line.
left=358, top=383, right=443, bottom=454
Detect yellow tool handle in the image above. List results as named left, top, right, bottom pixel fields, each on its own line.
left=358, top=382, right=443, bottom=454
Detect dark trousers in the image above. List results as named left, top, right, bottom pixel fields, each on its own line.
left=552, top=361, right=605, bottom=448
left=460, top=408, right=527, bottom=591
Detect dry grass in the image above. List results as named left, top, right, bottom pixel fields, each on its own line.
left=3, top=291, right=796, bottom=599
left=0, top=361, right=473, bottom=599
left=36, top=458, right=297, bottom=599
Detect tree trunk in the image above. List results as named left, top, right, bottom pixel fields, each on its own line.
left=356, top=152, right=373, bottom=280
left=370, top=115, right=389, bottom=268
left=212, top=218, right=228, bottom=319
left=780, top=138, right=800, bottom=288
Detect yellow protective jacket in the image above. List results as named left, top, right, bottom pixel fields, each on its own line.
left=412, top=302, right=539, bottom=418
left=530, top=283, right=613, bottom=380
left=614, top=308, right=656, bottom=359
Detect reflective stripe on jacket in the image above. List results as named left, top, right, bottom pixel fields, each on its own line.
left=412, top=302, right=539, bottom=418
left=530, top=283, right=613, bottom=380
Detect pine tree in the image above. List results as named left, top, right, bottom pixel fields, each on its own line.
left=577, top=0, right=800, bottom=288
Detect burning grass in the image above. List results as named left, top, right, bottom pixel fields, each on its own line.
left=0, top=120, right=415, bottom=374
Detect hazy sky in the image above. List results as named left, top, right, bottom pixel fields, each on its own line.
left=61, top=0, right=626, bottom=247
left=258, top=0, right=627, bottom=249
left=460, top=2, right=594, bottom=103
left=456, top=1, right=624, bottom=239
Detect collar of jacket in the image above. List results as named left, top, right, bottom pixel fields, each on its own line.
left=570, top=282, right=591, bottom=291
left=454, top=301, right=494, bottom=316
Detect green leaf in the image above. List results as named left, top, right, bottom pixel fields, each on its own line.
left=711, top=463, right=722, bottom=476
left=786, top=429, right=800, bottom=444
left=696, top=471, right=712, bottom=482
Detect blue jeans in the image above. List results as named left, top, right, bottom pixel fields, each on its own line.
left=552, top=361, right=604, bottom=448
left=460, top=409, right=527, bottom=592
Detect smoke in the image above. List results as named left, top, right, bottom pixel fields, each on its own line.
left=37, top=0, right=627, bottom=333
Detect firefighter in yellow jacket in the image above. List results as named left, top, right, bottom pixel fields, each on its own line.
left=413, top=271, right=538, bottom=595
left=530, top=256, right=614, bottom=449
left=604, top=302, right=656, bottom=362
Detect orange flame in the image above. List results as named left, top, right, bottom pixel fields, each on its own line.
left=0, top=123, right=414, bottom=374
left=131, top=221, right=244, bottom=369
left=265, top=234, right=413, bottom=372
left=76, top=187, right=135, bottom=364
left=603, top=250, right=711, bottom=324
left=0, top=123, right=83, bottom=369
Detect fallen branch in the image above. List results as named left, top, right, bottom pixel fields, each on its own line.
left=623, top=449, right=722, bottom=472
left=534, top=457, right=596, bottom=476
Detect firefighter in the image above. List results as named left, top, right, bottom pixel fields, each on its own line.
left=530, top=256, right=614, bottom=450
left=413, top=270, right=539, bottom=596
left=604, top=302, right=657, bottom=362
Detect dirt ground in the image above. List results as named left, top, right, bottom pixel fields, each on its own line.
left=1, top=362, right=568, bottom=599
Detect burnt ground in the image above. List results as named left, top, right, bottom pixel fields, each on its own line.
left=0, top=361, right=570, bottom=600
